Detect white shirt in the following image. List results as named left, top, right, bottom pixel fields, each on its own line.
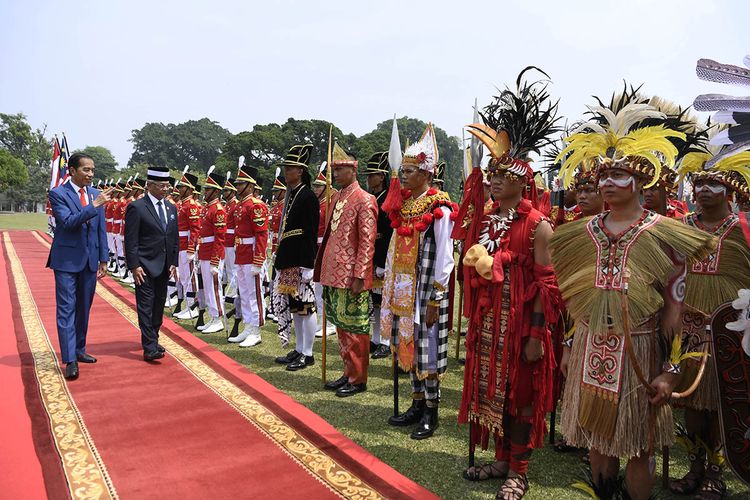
left=147, top=192, right=167, bottom=214
left=69, top=180, right=88, bottom=204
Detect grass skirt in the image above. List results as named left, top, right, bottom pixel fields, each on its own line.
left=561, top=325, right=674, bottom=458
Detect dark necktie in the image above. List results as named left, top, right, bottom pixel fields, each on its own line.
left=157, top=200, right=167, bottom=230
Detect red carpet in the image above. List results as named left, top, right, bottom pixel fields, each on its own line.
left=2, top=230, right=437, bottom=500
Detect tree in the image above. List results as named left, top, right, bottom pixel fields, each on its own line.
left=0, top=113, right=52, bottom=209
left=214, top=118, right=352, bottom=194
left=74, top=145, right=118, bottom=181
left=0, top=149, right=28, bottom=191
left=128, top=118, right=230, bottom=169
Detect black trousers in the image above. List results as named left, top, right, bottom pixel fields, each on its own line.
left=135, top=266, right=169, bottom=353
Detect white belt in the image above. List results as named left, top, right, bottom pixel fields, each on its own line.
left=317, top=236, right=323, bottom=244
left=238, top=237, right=255, bottom=244
left=226, top=228, right=235, bottom=234
left=199, top=236, right=215, bottom=243
left=179, top=231, right=190, bottom=237
left=106, top=218, right=114, bottom=222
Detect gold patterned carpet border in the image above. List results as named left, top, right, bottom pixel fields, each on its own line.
left=4, top=232, right=118, bottom=500
left=31, top=231, right=380, bottom=500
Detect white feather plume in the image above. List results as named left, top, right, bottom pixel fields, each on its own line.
left=116, top=177, right=122, bottom=184
left=182, top=165, right=189, bottom=174
left=275, top=167, right=281, bottom=178
left=238, top=155, right=245, bottom=168
left=206, top=165, right=215, bottom=177
left=226, top=170, right=232, bottom=180
left=388, top=114, right=402, bottom=175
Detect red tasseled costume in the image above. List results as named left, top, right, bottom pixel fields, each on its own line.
left=453, top=167, right=561, bottom=450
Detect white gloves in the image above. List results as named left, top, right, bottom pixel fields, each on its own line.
left=375, top=267, right=385, bottom=278
left=251, top=265, right=263, bottom=276
left=301, top=267, right=314, bottom=283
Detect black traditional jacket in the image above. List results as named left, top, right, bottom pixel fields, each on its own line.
left=274, top=183, right=320, bottom=270
left=372, top=187, right=393, bottom=270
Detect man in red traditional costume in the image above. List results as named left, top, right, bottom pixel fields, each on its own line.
left=174, top=170, right=203, bottom=320
left=668, top=149, right=750, bottom=498
left=314, top=144, right=378, bottom=396
left=381, top=122, right=456, bottom=440
left=454, top=69, right=562, bottom=499
left=551, top=96, right=715, bottom=500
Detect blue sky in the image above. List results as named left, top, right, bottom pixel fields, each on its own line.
left=1, top=0, right=746, bottom=167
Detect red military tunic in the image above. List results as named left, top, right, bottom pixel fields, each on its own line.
left=112, top=197, right=126, bottom=235
left=119, top=196, right=134, bottom=236
left=197, top=198, right=226, bottom=266
left=224, top=198, right=238, bottom=249
left=269, top=199, right=283, bottom=253
left=234, top=194, right=269, bottom=266
left=178, top=196, right=202, bottom=253
left=105, top=199, right=114, bottom=233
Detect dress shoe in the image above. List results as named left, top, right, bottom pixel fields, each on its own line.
left=77, top=353, right=97, bottom=363
left=229, top=323, right=252, bottom=343
left=157, top=344, right=166, bottom=353
left=64, top=361, right=79, bottom=380
left=324, top=375, right=348, bottom=391
left=275, top=349, right=301, bottom=365
left=336, top=382, right=366, bottom=397
left=238, top=331, right=262, bottom=347
left=388, top=399, right=425, bottom=426
left=286, top=355, right=314, bottom=371
left=144, top=350, right=165, bottom=362
left=201, top=317, right=225, bottom=334
left=410, top=404, right=439, bottom=440
left=371, top=344, right=390, bottom=359
left=370, top=341, right=377, bottom=353
left=174, top=306, right=197, bottom=320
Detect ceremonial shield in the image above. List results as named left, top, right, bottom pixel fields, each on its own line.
left=711, top=301, right=750, bottom=487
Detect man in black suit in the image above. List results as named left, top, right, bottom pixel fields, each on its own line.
left=124, top=167, right=179, bottom=361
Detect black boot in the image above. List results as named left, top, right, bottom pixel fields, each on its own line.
left=226, top=308, right=235, bottom=319
left=173, top=299, right=183, bottom=315
left=410, top=402, right=438, bottom=440
left=388, top=398, right=425, bottom=427
left=228, top=318, right=241, bottom=339
left=195, top=309, right=206, bottom=329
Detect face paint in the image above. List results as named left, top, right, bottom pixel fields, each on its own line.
left=694, top=183, right=726, bottom=195
left=598, top=175, right=635, bottom=192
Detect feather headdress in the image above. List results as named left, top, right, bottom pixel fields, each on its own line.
left=467, top=66, right=561, bottom=180
left=557, top=96, right=686, bottom=189
left=402, top=123, right=438, bottom=173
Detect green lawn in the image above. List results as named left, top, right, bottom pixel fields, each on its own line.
left=164, top=297, right=746, bottom=499
left=0, top=213, right=48, bottom=231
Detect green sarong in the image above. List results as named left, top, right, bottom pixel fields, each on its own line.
left=323, top=286, right=370, bottom=335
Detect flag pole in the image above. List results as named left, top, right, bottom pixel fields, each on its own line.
left=321, top=124, right=334, bottom=384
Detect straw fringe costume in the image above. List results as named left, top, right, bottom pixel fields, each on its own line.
left=552, top=213, right=714, bottom=457
left=551, top=95, right=716, bottom=460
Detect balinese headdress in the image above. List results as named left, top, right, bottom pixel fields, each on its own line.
left=466, top=66, right=561, bottom=183
left=556, top=90, right=686, bottom=189
left=402, top=123, right=438, bottom=173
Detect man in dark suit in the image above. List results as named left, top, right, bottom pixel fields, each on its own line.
left=47, top=153, right=113, bottom=380
left=124, top=166, right=179, bottom=361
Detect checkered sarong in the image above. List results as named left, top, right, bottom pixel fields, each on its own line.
left=383, top=226, right=449, bottom=379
